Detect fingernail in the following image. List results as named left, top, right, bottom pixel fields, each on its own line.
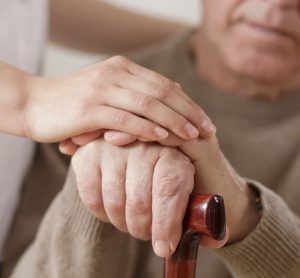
left=154, top=240, right=171, bottom=257
left=185, top=123, right=199, bottom=138
left=154, top=127, right=169, bottom=139
left=201, top=120, right=217, bottom=136
left=105, top=133, right=116, bottom=139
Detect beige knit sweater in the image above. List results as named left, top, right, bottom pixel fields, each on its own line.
left=5, top=30, right=300, bottom=278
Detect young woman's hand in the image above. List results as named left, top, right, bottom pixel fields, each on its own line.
left=25, top=56, right=215, bottom=146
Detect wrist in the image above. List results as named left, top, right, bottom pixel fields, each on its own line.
left=226, top=178, right=261, bottom=244
left=174, top=136, right=261, bottom=243
left=22, top=75, right=48, bottom=140
left=193, top=149, right=261, bottom=244
left=0, top=61, right=35, bottom=137
left=21, top=74, right=40, bottom=139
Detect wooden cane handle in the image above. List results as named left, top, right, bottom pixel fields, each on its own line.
left=163, top=194, right=226, bottom=278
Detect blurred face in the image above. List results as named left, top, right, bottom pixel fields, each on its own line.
left=202, top=0, right=300, bottom=82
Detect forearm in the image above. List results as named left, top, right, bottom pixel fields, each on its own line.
left=0, top=61, right=32, bottom=137
left=49, top=0, right=187, bottom=54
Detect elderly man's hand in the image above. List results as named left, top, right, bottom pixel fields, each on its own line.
left=103, top=131, right=261, bottom=244
left=71, top=139, right=195, bottom=257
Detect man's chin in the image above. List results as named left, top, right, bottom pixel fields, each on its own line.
left=225, top=51, right=296, bottom=84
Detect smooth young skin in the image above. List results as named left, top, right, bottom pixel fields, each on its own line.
left=0, top=57, right=215, bottom=144
left=69, top=0, right=300, bottom=257
left=0, top=0, right=216, bottom=144
left=26, top=56, right=215, bottom=142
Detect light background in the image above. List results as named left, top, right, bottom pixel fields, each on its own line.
left=44, top=0, right=201, bottom=76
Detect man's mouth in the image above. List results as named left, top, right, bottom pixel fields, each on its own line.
left=234, top=20, right=297, bottom=44
left=232, top=2, right=300, bottom=45
left=247, top=21, right=292, bottom=38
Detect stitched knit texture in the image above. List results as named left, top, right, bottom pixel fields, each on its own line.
left=217, top=181, right=300, bottom=278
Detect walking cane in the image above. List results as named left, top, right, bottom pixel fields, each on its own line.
left=163, top=194, right=226, bottom=278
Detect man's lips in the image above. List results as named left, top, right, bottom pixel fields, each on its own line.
left=246, top=21, right=294, bottom=39
left=234, top=19, right=297, bottom=43
left=232, top=2, right=300, bottom=42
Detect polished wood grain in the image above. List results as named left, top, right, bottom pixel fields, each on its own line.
left=163, top=194, right=226, bottom=278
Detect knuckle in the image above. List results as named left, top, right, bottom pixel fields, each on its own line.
left=137, top=94, right=156, bottom=109
left=163, top=149, right=192, bottom=167
left=179, top=154, right=192, bottom=165
left=102, top=179, right=125, bottom=212
left=97, top=64, right=117, bottom=77
left=190, top=108, right=205, bottom=119
left=155, top=86, right=170, bottom=101
left=71, top=143, right=98, bottom=171
left=135, top=143, right=159, bottom=156
left=114, top=112, right=130, bottom=126
left=135, top=173, right=153, bottom=186
left=104, top=198, right=125, bottom=214
left=191, top=111, right=207, bottom=126
left=108, top=55, right=129, bottom=67
left=77, top=186, right=104, bottom=212
left=126, top=196, right=150, bottom=215
left=129, top=225, right=151, bottom=241
left=188, top=162, right=195, bottom=175
left=156, top=79, right=176, bottom=99
left=81, top=193, right=104, bottom=212
left=103, top=177, right=125, bottom=193
left=161, top=148, right=180, bottom=159
left=175, top=82, right=183, bottom=90
left=154, top=175, right=183, bottom=197
left=177, top=155, right=194, bottom=170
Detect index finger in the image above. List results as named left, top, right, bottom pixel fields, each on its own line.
left=151, top=149, right=195, bottom=257
left=126, top=61, right=216, bottom=136
left=110, top=56, right=216, bottom=138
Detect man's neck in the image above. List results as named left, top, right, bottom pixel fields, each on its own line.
left=189, top=31, right=300, bottom=101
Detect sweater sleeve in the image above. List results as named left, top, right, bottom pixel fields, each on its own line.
left=9, top=168, right=147, bottom=278
left=9, top=170, right=300, bottom=278
left=215, top=180, right=300, bottom=278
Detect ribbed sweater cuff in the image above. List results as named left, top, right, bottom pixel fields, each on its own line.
left=215, top=180, right=300, bottom=278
